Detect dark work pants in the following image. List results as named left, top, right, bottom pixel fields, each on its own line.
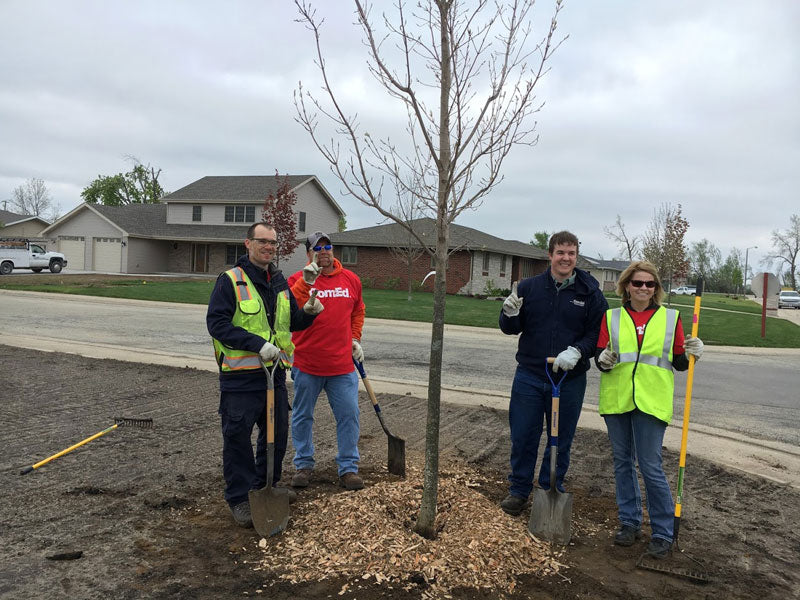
left=219, top=380, right=289, bottom=508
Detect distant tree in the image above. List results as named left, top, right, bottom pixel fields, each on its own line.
left=11, top=177, right=54, bottom=218
left=261, top=173, right=300, bottom=264
left=716, top=249, right=743, bottom=294
left=81, top=157, right=165, bottom=205
left=530, top=231, right=549, bottom=250
left=764, top=214, right=800, bottom=289
left=388, top=180, right=427, bottom=300
left=641, top=203, right=689, bottom=291
left=604, top=214, right=640, bottom=261
left=687, top=239, right=721, bottom=283
left=337, top=215, right=347, bottom=232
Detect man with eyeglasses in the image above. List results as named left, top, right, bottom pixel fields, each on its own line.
left=497, top=230, right=608, bottom=516
left=287, top=231, right=367, bottom=491
left=206, top=222, right=323, bottom=528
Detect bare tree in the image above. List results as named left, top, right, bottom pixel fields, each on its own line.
left=11, top=178, right=53, bottom=219
left=294, top=0, right=564, bottom=538
left=604, top=214, right=639, bottom=261
left=641, top=203, right=689, bottom=293
left=764, top=214, right=800, bottom=289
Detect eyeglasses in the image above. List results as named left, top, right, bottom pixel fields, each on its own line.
left=313, top=244, right=332, bottom=251
left=250, top=238, right=278, bottom=247
left=630, top=279, right=656, bottom=288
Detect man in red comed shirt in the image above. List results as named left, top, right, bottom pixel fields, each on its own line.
left=287, top=231, right=367, bottom=491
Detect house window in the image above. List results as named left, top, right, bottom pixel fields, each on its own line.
left=482, top=251, right=490, bottom=274
left=192, top=205, right=202, bottom=222
left=224, top=205, right=257, bottom=223
left=225, top=244, right=247, bottom=265
left=500, top=254, right=507, bottom=276
left=297, top=211, right=306, bottom=232
left=341, top=246, right=357, bottom=264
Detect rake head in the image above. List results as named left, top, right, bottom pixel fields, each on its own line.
left=113, top=417, right=153, bottom=429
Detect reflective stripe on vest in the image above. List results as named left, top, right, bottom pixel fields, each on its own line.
left=599, top=306, right=677, bottom=423
left=211, top=267, right=294, bottom=372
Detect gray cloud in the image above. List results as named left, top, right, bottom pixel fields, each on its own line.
left=2, top=0, right=797, bottom=270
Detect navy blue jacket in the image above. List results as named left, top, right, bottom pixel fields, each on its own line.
left=206, top=256, right=317, bottom=392
left=499, top=267, right=608, bottom=381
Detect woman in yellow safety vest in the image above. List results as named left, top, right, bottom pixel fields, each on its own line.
left=594, top=261, right=704, bottom=559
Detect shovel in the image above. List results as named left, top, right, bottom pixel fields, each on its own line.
left=353, top=358, right=406, bottom=477
left=248, top=357, right=290, bottom=537
left=528, top=357, right=572, bottom=545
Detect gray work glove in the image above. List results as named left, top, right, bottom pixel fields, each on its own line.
left=685, top=336, right=704, bottom=360
left=259, top=341, right=280, bottom=363
left=502, top=281, right=523, bottom=317
left=553, top=346, right=581, bottom=373
left=303, top=289, right=324, bottom=315
left=351, top=339, right=364, bottom=363
left=598, top=345, right=619, bottom=370
left=302, top=257, right=322, bottom=285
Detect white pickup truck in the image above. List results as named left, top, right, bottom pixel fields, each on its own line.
left=0, top=240, right=68, bottom=275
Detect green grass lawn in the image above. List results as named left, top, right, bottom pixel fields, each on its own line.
left=2, top=279, right=797, bottom=348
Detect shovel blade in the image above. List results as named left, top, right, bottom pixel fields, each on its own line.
left=528, top=488, right=573, bottom=545
left=387, top=434, right=406, bottom=477
left=248, top=487, right=290, bottom=538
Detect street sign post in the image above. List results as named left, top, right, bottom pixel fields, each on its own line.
left=751, top=272, right=780, bottom=338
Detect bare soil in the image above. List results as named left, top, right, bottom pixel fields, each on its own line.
left=1, top=346, right=798, bottom=599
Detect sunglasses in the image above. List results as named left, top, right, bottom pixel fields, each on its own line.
left=313, top=244, right=332, bottom=251
left=630, top=279, right=656, bottom=288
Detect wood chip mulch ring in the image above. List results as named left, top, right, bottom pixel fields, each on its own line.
left=258, top=463, right=566, bottom=596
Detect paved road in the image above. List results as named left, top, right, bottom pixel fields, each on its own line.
left=1, top=289, right=798, bottom=448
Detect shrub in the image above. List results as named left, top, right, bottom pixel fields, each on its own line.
left=383, top=276, right=402, bottom=290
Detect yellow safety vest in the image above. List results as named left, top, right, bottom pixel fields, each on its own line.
left=212, top=267, right=294, bottom=372
left=598, top=306, right=678, bottom=423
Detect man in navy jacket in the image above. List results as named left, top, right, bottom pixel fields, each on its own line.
left=498, top=230, right=608, bottom=515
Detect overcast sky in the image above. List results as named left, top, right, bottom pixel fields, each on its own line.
left=1, top=1, right=798, bottom=271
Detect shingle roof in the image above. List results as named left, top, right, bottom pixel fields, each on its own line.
left=328, top=218, right=551, bottom=260
left=0, top=209, right=48, bottom=226
left=162, top=175, right=345, bottom=216
left=91, top=204, right=250, bottom=241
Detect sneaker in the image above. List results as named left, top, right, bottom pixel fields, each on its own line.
left=500, top=494, right=527, bottom=516
left=291, top=469, right=312, bottom=488
left=230, top=501, right=252, bottom=528
left=613, top=524, right=643, bottom=547
left=647, top=537, right=672, bottom=559
left=339, top=472, right=364, bottom=490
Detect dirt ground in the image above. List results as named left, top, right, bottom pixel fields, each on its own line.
left=1, top=345, right=799, bottom=600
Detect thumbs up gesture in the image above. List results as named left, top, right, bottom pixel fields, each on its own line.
left=502, top=281, right=523, bottom=317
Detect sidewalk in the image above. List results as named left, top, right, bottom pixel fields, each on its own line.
left=7, top=332, right=800, bottom=490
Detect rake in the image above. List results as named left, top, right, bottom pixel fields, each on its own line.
left=20, top=417, right=153, bottom=475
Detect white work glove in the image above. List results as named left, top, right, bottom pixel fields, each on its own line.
left=553, top=346, right=581, bottom=373
left=598, top=345, right=619, bottom=370
left=351, top=339, right=364, bottom=363
left=303, top=290, right=324, bottom=315
left=685, top=336, right=704, bottom=360
left=502, top=281, right=523, bottom=317
left=259, top=341, right=280, bottom=363
left=302, top=258, right=321, bottom=285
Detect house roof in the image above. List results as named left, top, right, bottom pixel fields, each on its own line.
left=162, top=175, right=345, bottom=216
left=583, top=257, right=629, bottom=271
left=328, top=218, right=552, bottom=260
left=0, top=209, right=49, bottom=227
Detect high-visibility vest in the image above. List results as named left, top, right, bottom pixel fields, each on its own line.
left=598, top=306, right=678, bottom=423
left=212, top=267, right=294, bottom=372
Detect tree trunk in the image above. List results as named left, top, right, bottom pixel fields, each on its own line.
left=414, top=0, right=451, bottom=540
left=407, top=255, right=414, bottom=301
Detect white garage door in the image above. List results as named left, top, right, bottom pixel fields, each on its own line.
left=92, top=237, right=122, bottom=272
left=59, top=237, right=85, bottom=270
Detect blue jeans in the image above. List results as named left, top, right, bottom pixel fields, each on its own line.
left=291, top=368, right=360, bottom=476
left=604, top=410, right=674, bottom=541
left=219, top=384, right=289, bottom=507
left=508, top=365, right=586, bottom=499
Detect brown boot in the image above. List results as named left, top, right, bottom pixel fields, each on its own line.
left=339, top=472, right=364, bottom=490
left=291, top=469, right=312, bottom=488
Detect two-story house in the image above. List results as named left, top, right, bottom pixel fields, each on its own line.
left=40, top=175, right=345, bottom=275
